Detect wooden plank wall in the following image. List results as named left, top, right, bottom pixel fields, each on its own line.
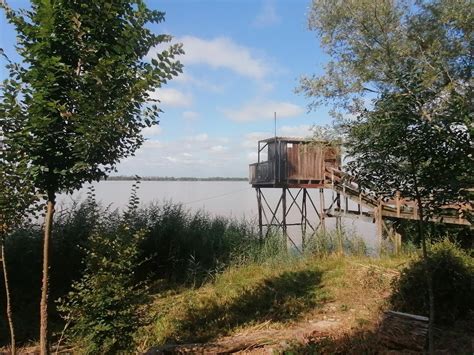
left=287, top=143, right=327, bottom=180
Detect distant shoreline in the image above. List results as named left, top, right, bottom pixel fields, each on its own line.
left=107, top=176, right=248, bottom=182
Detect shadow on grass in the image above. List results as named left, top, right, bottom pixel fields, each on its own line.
left=166, top=269, right=325, bottom=344
left=282, top=328, right=381, bottom=355
left=282, top=316, right=473, bottom=354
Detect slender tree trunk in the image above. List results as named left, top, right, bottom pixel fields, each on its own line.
left=415, top=193, right=434, bottom=355
left=409, top=155, right=434, bottom=354
left=1, top=232, right=16, bottom=354
left=40, top=193, right=55, bottom=355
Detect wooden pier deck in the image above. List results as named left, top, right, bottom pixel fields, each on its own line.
left=324, top=167, right=472, bottom=227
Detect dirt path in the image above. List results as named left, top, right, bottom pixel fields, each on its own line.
left=146, top=302, right=365, bottom=354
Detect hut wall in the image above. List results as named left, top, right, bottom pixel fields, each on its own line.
left=286, top=143, right=339, bottom=181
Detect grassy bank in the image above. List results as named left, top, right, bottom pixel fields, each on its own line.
left=137, top=255, right=404, bottom=349
left=137, top=253, right=471, bottom=354
left=1, top=195, right=472, bottom=353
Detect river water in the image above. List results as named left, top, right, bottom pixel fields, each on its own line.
left=56, top=180, right=377, bottom=249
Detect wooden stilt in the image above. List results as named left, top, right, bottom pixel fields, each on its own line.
left=282, top=188, right=287, bottom=243
left=336, top=216, right=343, bottom=255
left=319, top=188, right=326, bottom=235
left=376, top=199, right=383, bottom=254
left=256, top=188, right=263, bottom=243
left=395, top=191, right=401, bottom=218
left=301, top=189, right=307, bottom=248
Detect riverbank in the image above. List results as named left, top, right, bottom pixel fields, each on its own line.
left=2, top=200, right=471, bottom=353
left=139, top=254, right=471, bottom=354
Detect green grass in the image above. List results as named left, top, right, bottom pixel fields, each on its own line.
left=135, top=253, right=410, bottom=350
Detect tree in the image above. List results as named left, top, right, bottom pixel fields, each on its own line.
left=345, top=70, right=472, bottom=247
left=0, top=103, right=39, bottom=354
left=299, top=1, right=472, bottom=352
left=344, top=72, right=472, bottom=352
left=298, top=0, right=472, bottom=118
left=0, top=1, right=183, bottom=353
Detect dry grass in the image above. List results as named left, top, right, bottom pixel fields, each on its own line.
left=136, top=254, right=410, bottom=352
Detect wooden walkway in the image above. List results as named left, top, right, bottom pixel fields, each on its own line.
left=324, top=168, right=472, bottom=227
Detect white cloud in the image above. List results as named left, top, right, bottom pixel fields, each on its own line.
left=182, top=111, right=199, bottom=120
left=175, top=72, right=224, bottom=93
left=141, top=139, right=163, bottom=149
left=279, top=124, right=312, bottom=138
left=116, top=134, right=247, bottom=177
left=178, top=36, right=269, bottom=80
left=149, top=88, right=193, bottom=107
left=209, top=145, right=228, bottom=153
left=186, top=133, right=208, bottom=142
left=222, top=100, right=304, bottom=122
left=242, top=132, right=271, bottom=149
left=142, top=125, right=162, bottom=137
left=254, top=0, right=280, bottom=27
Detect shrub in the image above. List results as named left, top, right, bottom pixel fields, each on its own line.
left=58, top=220, right=147, bottom=354
left=58, top=184, right=147, bottom=353
left=390, top=238, right=473, bottom=324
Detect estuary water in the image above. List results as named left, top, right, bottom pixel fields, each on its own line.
left=56, top=180, right=377, bottom=248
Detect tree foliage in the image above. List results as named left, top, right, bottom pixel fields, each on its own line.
left=1, top=0, right=183, bottom=195
left=301, top=3, right=473, bottom=350
left=58, top=197, right=147, bottom=354
left=299, top=0, right=472, bottom=117
left=301, top=0, right=473, bottom=214
left=0, top=1, right=183, bottom=351
left=390, top=238, right=473, bottom=324
left=345, top=73, right=472, bottom=217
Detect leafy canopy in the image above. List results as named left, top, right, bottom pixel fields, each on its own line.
left=300, top=0, right=472, bottom=212
left=0, top=122, right=38, bottom=235
left=0, top=0, right=183, bottom=195
left=298, top=0, right=472, bottom=116
left=345, top=72, right=472, bottom=214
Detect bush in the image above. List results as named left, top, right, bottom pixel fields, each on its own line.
left=390, top=238, right=473, bottom=324
left=58, top=217, right=147, bottom=353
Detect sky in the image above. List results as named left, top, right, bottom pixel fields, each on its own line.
left=0, top=0, right=333, bottom=178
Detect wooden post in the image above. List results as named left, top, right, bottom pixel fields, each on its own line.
left=282, top=188, right=287, bottom=243
left=395, top=191, right=401, bottom=218
left=336, top=216, right=343, bottom=255
left=319, top=188, right=326, bottom=235
left=342, top=184, right=347, bottom=214
left=256, top=188, right=263, bottom=243
left=395, top=232, right=402, bottom=255
left=301, top=189, right=307, bottom=248
left=359, top=192, right=362, bottom=215
left=335, top=191, right=342, bottom=253
left=376, top=199, right=383, bottom=254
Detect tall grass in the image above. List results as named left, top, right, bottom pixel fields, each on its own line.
left=0, top=198, right=266, bottom=345
left=303, top=227, right=367, bottom=257
left=0, top=192, right=371, bottom=346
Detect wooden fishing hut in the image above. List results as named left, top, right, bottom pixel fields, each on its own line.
left=249, top=136, right=471, bottom=253
left=249, top=137, right=341, bottom=249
